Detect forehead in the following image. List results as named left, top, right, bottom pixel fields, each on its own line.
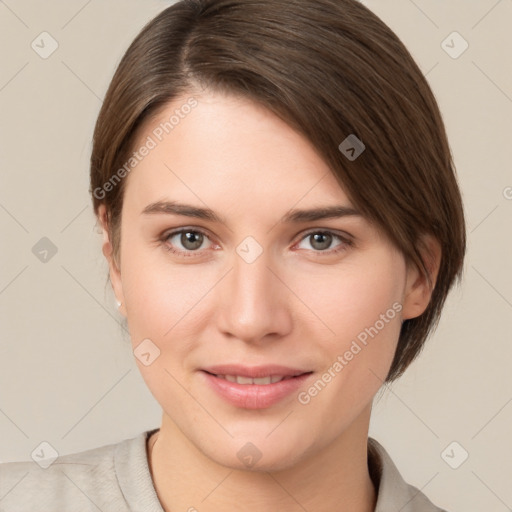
left=123, top=91, right=355, bottom=220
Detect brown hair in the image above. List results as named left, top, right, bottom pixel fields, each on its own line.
left=89, top=0, right=466, bottom=382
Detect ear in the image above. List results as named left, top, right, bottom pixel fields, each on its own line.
left=98, top=205, right=126, bottom=317
left=401, top=234, right=442, bottom=321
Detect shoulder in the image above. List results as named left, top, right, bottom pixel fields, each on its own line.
left=369, top=437, right=450, bottom=512
left=0, top=431, right=152, bottom=512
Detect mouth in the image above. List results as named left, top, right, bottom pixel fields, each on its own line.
left=199, top=365, right=314, bottom=409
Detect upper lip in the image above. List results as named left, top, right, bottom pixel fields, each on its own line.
left=201, top=364, right=312, bottom=378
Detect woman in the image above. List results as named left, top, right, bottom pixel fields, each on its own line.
left=0, top=0, right=465, bottom=510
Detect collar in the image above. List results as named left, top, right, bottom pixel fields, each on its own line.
left=368, top=437, right=445, bottom=511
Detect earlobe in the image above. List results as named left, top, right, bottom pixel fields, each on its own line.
left=97, top=205, right=125, bottom=316
left=401, top=234, right=441, bottom=321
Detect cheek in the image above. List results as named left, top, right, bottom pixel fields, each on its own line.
left=120, top=242, right=203, bottom=337
left=293, top=250, right=405, bottom=403
left=337, top=256, right=404, bottom=369
left=119, top=249, right=203, bottom=406
left=294, top=258, right=404, bottom=429
left=291, top=250, right=405, bottom=344
left=120, top=247, right=221, bottom=402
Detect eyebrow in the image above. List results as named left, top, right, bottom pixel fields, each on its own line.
left=141, top=200, right=362, bottom=224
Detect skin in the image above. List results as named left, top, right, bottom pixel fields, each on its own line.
left=98, top=89, right=441, bottom=512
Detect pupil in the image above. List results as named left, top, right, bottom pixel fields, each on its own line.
left=312, top=233, right=331, bottom=250
left=182, top=231, right=203, bottom=250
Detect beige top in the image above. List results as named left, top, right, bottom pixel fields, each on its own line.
left=0, top=429, right=448, bottom=511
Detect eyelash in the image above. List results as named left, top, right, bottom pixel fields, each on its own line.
left=160, top=227, right=353, bottom=258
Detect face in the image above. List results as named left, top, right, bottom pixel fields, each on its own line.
left=101, top=89, right=430, bottom=471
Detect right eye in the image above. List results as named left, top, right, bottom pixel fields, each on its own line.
left=161, top=228, right=215, bottom=257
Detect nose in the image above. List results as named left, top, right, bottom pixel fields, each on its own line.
left=215, top=246, right=293, bottom=345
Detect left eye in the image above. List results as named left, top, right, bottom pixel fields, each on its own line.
left=295, top=231, right=348, bottom=253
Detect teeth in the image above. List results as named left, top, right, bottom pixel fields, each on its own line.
left=253, top=377, right=272, bottom=385
left=217, top=374, right=290, bottom=385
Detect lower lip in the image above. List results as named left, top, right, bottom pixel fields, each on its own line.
left=200, top=371, right=313, bottom=409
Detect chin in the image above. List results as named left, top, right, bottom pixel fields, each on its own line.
left=218, top=449, right=305, bottom=473
left=198, top=432, right=314, bottom=473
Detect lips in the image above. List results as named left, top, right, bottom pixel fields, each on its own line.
left=199, top=364, right=314, bottom=409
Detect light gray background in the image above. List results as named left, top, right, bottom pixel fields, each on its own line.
left=1, top=1, right=511, bottom=511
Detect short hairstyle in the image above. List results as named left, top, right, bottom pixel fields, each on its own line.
left=89, top=0, right=466, bottom=382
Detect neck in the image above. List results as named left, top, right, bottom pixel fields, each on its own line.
left=148, top=406, right=377, bottom=512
